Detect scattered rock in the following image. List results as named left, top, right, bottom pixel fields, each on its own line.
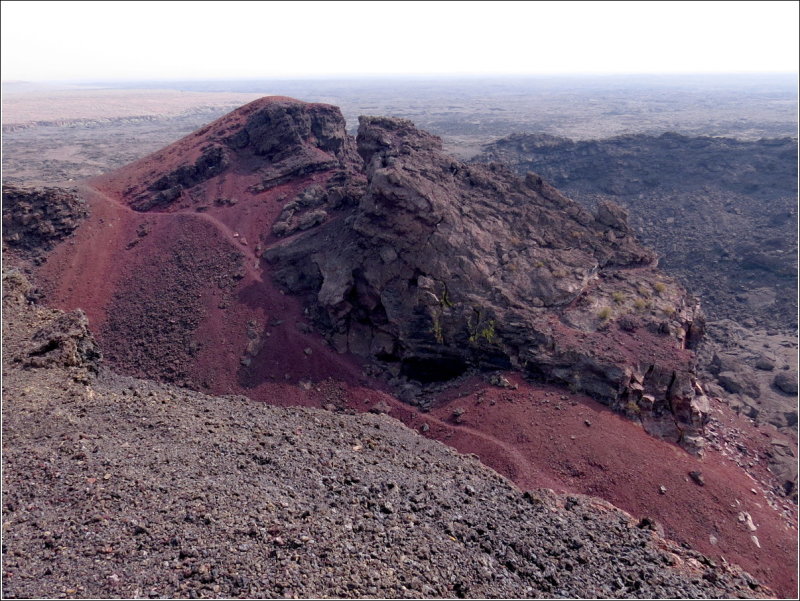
left=489, top=374, right=516, bottom=389
left=754, top=356, right=775, bottom=371
left=717, top=370, right=761, bottom=399
left=369, top=400, right=391, bottom=415
left=689, top=471, right=705, bottom=486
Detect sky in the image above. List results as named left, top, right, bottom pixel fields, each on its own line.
left=2, top=0, right=798, bottom=82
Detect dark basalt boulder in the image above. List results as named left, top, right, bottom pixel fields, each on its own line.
left=4, top=270, right=102, bottom=380
left=773, top=371, right=798, bottom=395
left=266, top=115, right=709, bottom=452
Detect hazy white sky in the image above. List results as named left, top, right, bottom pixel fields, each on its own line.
left=2, top=0, right=798, bottom=81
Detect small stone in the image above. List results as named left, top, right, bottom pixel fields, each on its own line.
left=370, top=400, right=391, bottom=415
left=420, top=423, right=430, bottom=433
left=584, top=419, right=592, bottom=427
left=658, top=485, right=667, bottom=495
left=738, top=511, right=758, bottom=531
left=689, top=471, right=705, bottom=486
left=303, top=347, right=312, bottom=356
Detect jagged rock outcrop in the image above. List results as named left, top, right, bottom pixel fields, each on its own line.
left=1, top=184, right=88, bottom=254
left=475, top=132, right=798, bottom=331
left=3, top=269, right=101, bottom=380
left=266, top=116, right=709, bottom=452
left=124, top=97, right=362, bottom=212
left=24, top=309, right=101, bottom=373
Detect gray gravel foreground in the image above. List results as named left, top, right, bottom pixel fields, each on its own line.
left=1, top=272, right=767, bottom=599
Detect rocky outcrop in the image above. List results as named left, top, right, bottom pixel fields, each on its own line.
left=1, top=184, right=88, bottom=254
left=2, top=269, right=101, bottom=381
left=24, top=310, right=101, bottom=374
left=135, top=146, right=230, bottom=211
left=475, top=132, right=798, bottom=332
left=266, top=116, right=709, bottom=452
left=125, top=98, right=362, bottom=212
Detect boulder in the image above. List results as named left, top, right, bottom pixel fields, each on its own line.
left=754, top=356, right=776, bottom=371
left=773, top=372, right=798, bottom=395
left=717, top=370, right=761, bottom=399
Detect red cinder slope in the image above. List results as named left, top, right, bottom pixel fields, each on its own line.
left=39, top=97, right=367, bottom=399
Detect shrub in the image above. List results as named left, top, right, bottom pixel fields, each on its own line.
left=612, top=291, right=625, bottom=305
left=597, top=306, right=612, bottom=321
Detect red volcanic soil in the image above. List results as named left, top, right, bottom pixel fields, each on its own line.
left=33, top=96, right=798, bottom=598
left=341, top=375, right=798, bottom=598
left=39, top=96, right=367, bottom=398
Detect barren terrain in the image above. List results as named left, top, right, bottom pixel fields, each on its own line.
left=2, top=80, right=798, bottom=598
left=2, top=269, right=777, bottom=599
left=3, top=75, right=797, bottom=185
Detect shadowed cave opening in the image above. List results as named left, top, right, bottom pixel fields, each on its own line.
left=401, top=356, right=469, bottom=383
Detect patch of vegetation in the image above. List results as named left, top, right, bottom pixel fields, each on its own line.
left=440, top=284, right=454, bottom=308
left=625, top=399, right=641, bottom=415
left=467, top=309, right=498, bottom=344
left=597, top=306, right=613, bottom=321
left=432, top=313, right=444, bottom=344
left=654, top=282, right=667, bottom=294
left=612, top=291, right=625, bottom=305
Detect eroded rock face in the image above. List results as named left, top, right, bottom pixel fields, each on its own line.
left=266, top=116, right=709, bottom=452
left=2, top=185, right=88, bottom=253
left=476, top=132, right=798, bottom=331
